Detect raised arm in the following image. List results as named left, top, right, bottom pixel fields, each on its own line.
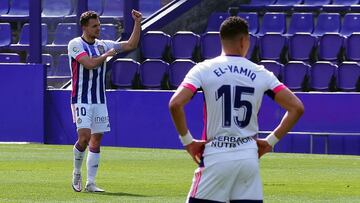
left=120, top=10, right=142, bottom=52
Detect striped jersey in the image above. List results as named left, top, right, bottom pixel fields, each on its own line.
left=181, top=55, right=286, bottom=158
left=68, top=37, right=121, bottom=104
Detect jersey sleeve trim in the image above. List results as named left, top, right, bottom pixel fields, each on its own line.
left=75, top=52, right=87, bottom=61
left=273, top=84, right=286, bottom=94
left=181, top=82, right=197, bottom=93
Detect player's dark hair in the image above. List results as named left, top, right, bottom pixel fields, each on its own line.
left=220, top=16, right=249, bottom=40
left=80, top=11, right=99, bottom=26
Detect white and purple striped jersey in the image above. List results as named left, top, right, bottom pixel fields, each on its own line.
left=68, top=37, right=121, bottom=104
left=181, top=55, right=286, bottom=158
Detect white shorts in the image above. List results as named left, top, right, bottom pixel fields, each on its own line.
left=187, top=158, right=263, bottom=202
left=71, top=103, right=110, bottom=134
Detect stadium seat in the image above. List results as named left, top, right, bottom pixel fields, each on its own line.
left=340, top=13, right=360, bottom=37
left=237, top=12, right=258, bottom=34
left=169, top=59, right=196, bottom=89
left=111, top=58, right=139, bottom=88
left=206, top=12, right=230, bottom=32
left=171, top=31, right=199, bottom=59
left=337, top=62, right=360, bottom=91
left=313, top=13, right=341, bottom=37
left=100, top=0, right=124, bottom=22
left=246, top=34, right=257, bottom=60
left=288, top=33, right=316, bottom=63
left=259, top=33, right=287, bottom=61
left=88, top=0, right=103, bottom=15
left=266, top=0, right=303, bottom=12
left=53, top=54, right=71, bottom=76
left=238, top=0, right=276, bottom=12
left=345, top=33, right=360, bottom=61
left=42, top=0, right=73, bottom=19
left=258, top=60, right=284, bottom=80
left=284, top=61, right=310, bottom=91
left=17, top=23, right=48, bottom=46
left=0, top=0, right=9, bottom=15
left=0, top=0, right=28, bottom=21
left=201, top=31, right=221, bottom=59
left=100, top=24, right=118, bottom=40
left=26, top=54, right=54, bottom=75
left=294, top=0, right=332, bottom=12
left=139, top=0, right=161, bottom=18
left=139, top=59, right=169, bottom=89
left=0, top=23, right=11, bottom=47
left=258, top=13, right=286, bottom=35
left=318, top=33, right=344, bottom=63
left=46, top=23, right=77, bottom=53
left=141, top=31, right=170, bottom=59
left=0, top=53, right=20, bottom=63
left=311, top=61, right=338, bottom=91
left=323, top=0, right=359, bottom=12
left=287, top=13, right=314, bottom=35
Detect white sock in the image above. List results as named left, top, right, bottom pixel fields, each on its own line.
left=86, top=151, right=100, bottom=184
left=73, top=146, right=85, bottom=174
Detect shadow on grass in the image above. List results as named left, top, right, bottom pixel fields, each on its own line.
left=87, top=191, right=149, bottom=197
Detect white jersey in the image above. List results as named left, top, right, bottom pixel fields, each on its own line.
left=68, top=37, right=121, bottom=104
left=181, top=55, right=285, bottom=164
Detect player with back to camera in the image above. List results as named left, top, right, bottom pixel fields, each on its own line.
left=68, top=10, right=142, bottom=192
left=169, top=16, right=304, bottom=202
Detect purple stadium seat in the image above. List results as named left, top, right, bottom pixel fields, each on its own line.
left=100, top=24, right=118, bottom=40
left=141, top=31, right=170, bottom=59
left=288, top=33, right=316, bottom=62
left=313, top=13, right=341, bottom=37
left=294, top=0, right=331, bottom=12
left=258, top=13, right=286, bottom=35
left=266, top=0, right=303, bottom=12
left=42, top=0, right=72, bottom=17
left=27, top=54, right=54, bottom=75
left=111, top=58, right=139, bottom=88
left=169, top=59, right=196, bottom=88
left=311, top=61, right=338, bottom=91
left=237, top=12, right=258, bottom=34
left=345, top=33, right=360, bottom=61
left=323, top=0, right=359, bottom=12
left=0, top=0, right=9, bottom=15
left=0, top=0, right=28, bottom=21
left=258, top=60, right=284, bottom=80
left=0, top=23, right=11, bottom=47
left=18, top=23, right=48, bottom=46
left=201, top=31, right=221, bottom=59
left=246, top=34, right=257, bottom=60
left=140, top=59, right=169, bottom=89
left=54, top=54, right=70, bottom=76
left=337, top=62, right=360, bottom=91
left=239, top=0, right=276, bottom=11
left=88, top=0, right=103, bottom=15
left=100, top=0, right=124, bottom=22
left=340, top=14, right=360, bottom=37
left=206, top=12, right=230, bottom=32
left=139, top=0, right=161, bottom=18
left=318, top=33, right=344, bottom=63
left=284, top=61, right=310, bottom=91
left=259, top=33, right=286, bottom=61
left=171, top=31, right=199, bottom=59
left=287, top=13, right=314, bottom=35
left=0, top=53, right=20, bottom=63
left=46, top=23, right=77, bottom=53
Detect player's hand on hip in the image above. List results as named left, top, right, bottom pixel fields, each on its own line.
left=256, top=139, right=272, bottom=159
left=185, top=140, right=207, bottom=164
left=131, top=9, right=142, bottom=23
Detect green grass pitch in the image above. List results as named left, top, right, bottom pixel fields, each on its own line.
left=0, top=144, right=359, bottom=202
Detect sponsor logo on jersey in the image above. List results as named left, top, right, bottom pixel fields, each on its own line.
left=210, top=136, right=254, bottom=148
left=77, top=118, right=82, bottom=124
left=97, top=45, right=105, bottom=54
left=73, top=47, right=80, bottom=54
left=95, top=116, right=109, bottom=123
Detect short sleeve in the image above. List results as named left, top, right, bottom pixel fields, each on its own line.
left=264, top=70, right=287, bottom=99
left=180, top=63, right=203, bottom=93
left=68, top=39, right=87, bottom=61
left=102, top=40, right=121, bottom=53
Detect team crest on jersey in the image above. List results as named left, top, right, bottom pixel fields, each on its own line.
left=77, top=118, right=82, bottom=124
left=97, top=45, right=105, bottom=54
left=73, top=47, right=80, bottom=54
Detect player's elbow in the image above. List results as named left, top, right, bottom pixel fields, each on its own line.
left=292, top=100, right=305, bottom=117
left=169, top=98, right=183, bottom=112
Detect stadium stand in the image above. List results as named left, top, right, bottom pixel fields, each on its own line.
left=266, top=0, right=303, bottom=12
left=141, top=31, right=170, bottom=59
left=206, top=12, right=230, bottom=32
left=88, top=0, right=103, bottom=15
left=10, top=23, right=48, bottom=51
left=111, top=58, right=139, bottom=89
left=310, top=61, right=338, bottom=91
left=0, top=53, right=20, bottom=63
left=0, top=23, right=11, bottom=48
left=337, top=62, right=360, bottom=91
left=323, top=0, right=360, bottom=12
left=258, top=60, right=284, bottom=81
left=139, top=59, right=169, bottom=89
left=287, top=13, right=314, bottom=35
left=171, top=31, right=199, bottom=60
left=139, top=0, right=162, bottom=18
left=313, top=13, right=341, bottom=36
left=0, top=0, right=9, bottom=15
left=258, top=33, right=286, bottom=62
left=293, top=0, right=332, bottom=12
left=283, top=61, right=310, bottom=91
left=100, top=0, right=124, bottom=23
left=54, top=54, right=70, bottom=76
left=0, top=0, right=29, bottom=21
left=345, top=33, right=360, bottom=61
left=100, top=24, right=119, bottom=40
left=239, top=0, right=276, bottom=12
left=340, top=13, right=360, bottom=37
left=258, top=12, right=286, bottom=35
left=288, top=33, right=316, bottom=63
left=318, top=33, right=344, bottom=64
left=237, top=12, right=258, bottom=34
left=168, top=59, right=196, bottom=89
left=200, top=31, right=221, bottom=60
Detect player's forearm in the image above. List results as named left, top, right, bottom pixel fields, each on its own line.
left=126, top=21, right=141, bottom=50
left=169, top=105, right=189, bottom=136
left=272, top=108, right=304, bottom=139
left=83, top=54, right=109, bottom=69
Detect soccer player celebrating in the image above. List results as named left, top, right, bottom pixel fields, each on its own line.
left=169, top=16, right=304, bottom=202
left=68, top=10, right=142, bottom=192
